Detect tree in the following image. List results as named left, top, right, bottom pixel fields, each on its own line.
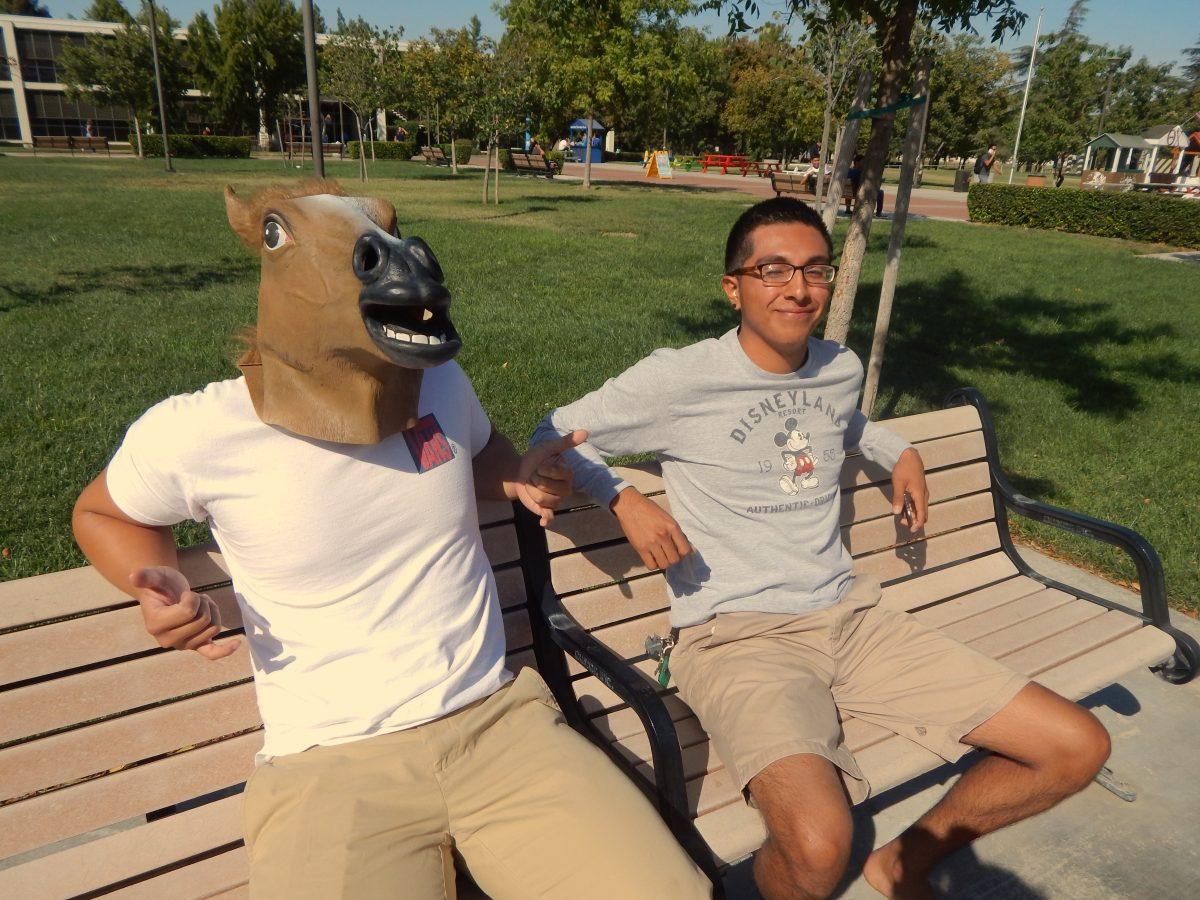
left=1185, top=35, right=1200, bottom=86
left=186, top=0, right=305, bottom=142
left=470, top=37, right=529, bottom=204
left=709, top=0, right=1026, bottom=344
left=428, top=19, right=487, bottom=175
left=59, top=5, right=186, bottom=157
left=500, top=0, right=692, bottom=189
left=322, top=20, right=404, bottom=181
left=722, top=25, right=822, bottom=159
left=84, top=0, right=133, bottom=22
left=923, top=32, right=1010, bottom=164
left=0, top=0, right=51, bottom=15
left=801, top=4, right=875, bottom=205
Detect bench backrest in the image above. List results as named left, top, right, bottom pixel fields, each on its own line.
left=0, top=500, right=532, bottom=897
left=33, top=135, right=72, bottom=148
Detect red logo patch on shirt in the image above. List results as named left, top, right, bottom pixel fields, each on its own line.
left=403, top=414, right=456, bottom=473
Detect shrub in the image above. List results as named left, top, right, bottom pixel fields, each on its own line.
left=439, top=140, right=477, bottom=165
left=967, top=183, right=1200, bottom=249
left=140, top=134, right=252, bottom=158
left=347, top=139, right=417, bottom=160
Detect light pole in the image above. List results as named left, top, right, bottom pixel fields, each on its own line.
left=1008, top=6, right=1043, bottom=184
left=301, top=0, right=323, bottom=178
left=145, top=0, right=173, bottom=173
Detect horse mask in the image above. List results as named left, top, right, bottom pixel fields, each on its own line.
left=224, top=181, right=459, bottom=444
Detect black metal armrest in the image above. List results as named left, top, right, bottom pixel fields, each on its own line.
left=944, top=387, right=1196, bottom=683
left=539, top=578, right=690, bottom=819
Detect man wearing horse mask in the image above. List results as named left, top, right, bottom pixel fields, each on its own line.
left=72, top=182, right=710, bottom=899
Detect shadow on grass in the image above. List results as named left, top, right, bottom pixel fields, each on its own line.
left=667, top=269, right=1194, bottom=426
left=0, top=259, right=256, bottom=313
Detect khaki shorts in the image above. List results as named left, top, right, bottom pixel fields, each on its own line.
left=243, top=667, right=711, bottom=899
left=670, top=575, right=1028, bottom=804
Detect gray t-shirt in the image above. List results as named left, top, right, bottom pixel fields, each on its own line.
left=533, top=329, right=912, bottom=627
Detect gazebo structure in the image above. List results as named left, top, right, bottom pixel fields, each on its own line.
left=1081, top=132, right=1150, bottom=177
left=1081, top=125, right=1200, bottom=187
left=1141, top=124, right=1196, bottom=180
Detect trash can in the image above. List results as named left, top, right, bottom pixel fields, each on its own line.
left=953, top=169, right=971, bottom=192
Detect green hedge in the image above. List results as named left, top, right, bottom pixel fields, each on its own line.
left=967, top=183, right=1200, bottom=249
left=140, top=134, right=252, bottom=158
left=440, top=140, right=477, bottom=164
left=347, top=139, right=417, bottom=160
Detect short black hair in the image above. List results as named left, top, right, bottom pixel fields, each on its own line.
left=724, top=197, right=834, bottom=273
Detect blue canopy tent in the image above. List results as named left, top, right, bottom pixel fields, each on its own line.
left=568, top=118, right=605, bottom=164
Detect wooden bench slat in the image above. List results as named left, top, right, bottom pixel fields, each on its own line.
left=0, top=544, right=230, bottom=632
left=845, top=430, right=987, bottom=488
left=937, top=587, right=1076, bottom=645
left=0, top=731, right=260, bottom=860
left=694, top=800, right=767, bottom=866
left=878, top=405, right=981, bottom=443
left=843, top=491, right=995, bottom=557
left=0, top=610, right=533, bottom=799
left=0, top=795, right=241, bottom=898
left=840, top=460, right=990, bottom=526
left=1, top=559, right=525, bottom=693
left=0, top=643, right=254, bottom=746
left=107, top=845, right=248, bottom=899
left=858, top=522, right=1002, bottom=585
left=0, top=513, right=513, bottom=633
left=965, top=596, right=1103, bottom=658
left=562, top=573, right=671, bottom=633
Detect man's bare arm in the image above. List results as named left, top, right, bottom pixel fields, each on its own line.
left=72, top=470, right=239, bottom=659
left=472, top=427, right=586, bottom=525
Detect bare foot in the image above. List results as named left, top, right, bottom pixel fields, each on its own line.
left=862, top=841, right=935, bottom=899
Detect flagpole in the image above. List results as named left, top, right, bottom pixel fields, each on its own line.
left=1009, top=6, right=1043, bottom=184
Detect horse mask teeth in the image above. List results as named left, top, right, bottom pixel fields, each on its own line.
left=224, top=181, right=461, bottom=445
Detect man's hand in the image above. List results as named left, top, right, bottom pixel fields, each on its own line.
left=611, top=487, right=693, bottom=570
left=892, top=447, right=928, bottom=530
left=130, top=566, right=241, bottom=660
left=516, top=430, right=587, bottom=526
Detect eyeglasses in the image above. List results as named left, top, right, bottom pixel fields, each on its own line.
left=728, top=262, right=838, bottom=286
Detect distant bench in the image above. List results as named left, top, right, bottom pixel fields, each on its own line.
left=510, top=150, right=556, bottom=178
left=422, top=145, right=450, bottom=166
left=284, top=140, right=345, bottom=160
left=31, top=135, right=111, bottom=156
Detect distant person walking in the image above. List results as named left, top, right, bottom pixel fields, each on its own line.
left=975, top=144, right=997, bottom=183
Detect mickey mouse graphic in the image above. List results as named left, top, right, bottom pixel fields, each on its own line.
left=774, top=418, right=820, bottom=495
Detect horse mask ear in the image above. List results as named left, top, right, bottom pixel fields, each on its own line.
left=224, top=185, right=261, bottom=253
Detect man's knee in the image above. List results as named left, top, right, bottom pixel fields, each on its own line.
left=1054, top=708, right=1111, bottom=788
left=761, top=811, right=852, bottom=889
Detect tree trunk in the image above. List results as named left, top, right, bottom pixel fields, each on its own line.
left=369, top=113, right=376, bottom=162
left=435, top=102, right=441, bottom=146
left=355, top=115, right=367, bottom=182
left=823, top=0, right=919, bottom=346
left=861, top=58, right=931, bottom=417
left=815, top=83, right=834, bottom=208
left=492, top=136, right=500, bottom=205
left=133, top=115, right=144, bottom=159
left=583, top=109, right=595, bottom=190
left=482, top=136, right=492, bottom=203
left=822, top=71, right=872, bottom=233
left=450, top=131, right=458, bottom=175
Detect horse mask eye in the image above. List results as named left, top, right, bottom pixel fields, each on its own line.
left=263, top=219, right=291, bottom=251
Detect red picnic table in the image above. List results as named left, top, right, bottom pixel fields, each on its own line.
left=701, top=152, right=750, bottom=174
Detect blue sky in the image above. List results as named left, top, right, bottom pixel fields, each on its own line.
left=50, top=1, right=1197, bottom=70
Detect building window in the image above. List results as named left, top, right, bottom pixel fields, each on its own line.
left=27, top=89, right=131, bottom=140
left=17, top=30, right=87, bottom=84
left=0, top=31, right=11, bottom=82
left=0, top=90, right=20, bottom=141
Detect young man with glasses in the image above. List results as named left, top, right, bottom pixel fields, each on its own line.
left=533, top=197, right=1110, bottom=899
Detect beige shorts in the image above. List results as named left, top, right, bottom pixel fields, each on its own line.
left=670, top=575, right=1028, bottom=804
left=243, top=667, right=711, bottom=899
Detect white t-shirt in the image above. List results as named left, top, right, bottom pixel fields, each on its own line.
left=106, top=362, right=510, bottom=761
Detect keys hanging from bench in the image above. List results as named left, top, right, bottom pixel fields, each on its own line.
left=645, top=633, right=676, bottom=687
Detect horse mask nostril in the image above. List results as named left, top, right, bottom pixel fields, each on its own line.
left=353, top=234, right=390, bottom=282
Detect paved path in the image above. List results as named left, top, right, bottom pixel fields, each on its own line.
left=549, top=160, right=971, bottom=222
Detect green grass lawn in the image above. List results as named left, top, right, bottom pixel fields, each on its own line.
left=2, top=156, right=1197, bottom=612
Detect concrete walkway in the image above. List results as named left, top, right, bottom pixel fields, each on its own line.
left=549, top=160, right=971, bottom=222
left=723, top=545, right=1200, bottom=899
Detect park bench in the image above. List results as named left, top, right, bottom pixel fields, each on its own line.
left=520, top=388, right=1196, bottom=873
left=422, top=145, right=450, bottom=166
left=31, top=135, right=75, bottom=155
left=1, top=389, right=1193, bottom=895
left=509, top=150, right=556, bottom=178
left=73, top=136, right=111, bottom=155
left=746, top=158, right=782, bottom=177
left=283, top=140, right=345, bottom=160
left=701, top=152, right=750, bottom=175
